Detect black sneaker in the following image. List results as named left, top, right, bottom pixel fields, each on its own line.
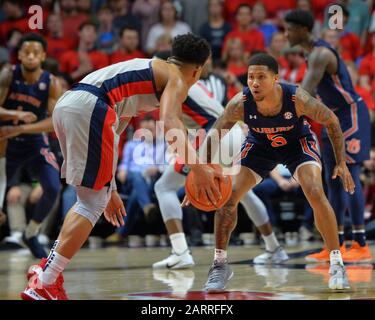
left=22, top=232, right=48, bottom=259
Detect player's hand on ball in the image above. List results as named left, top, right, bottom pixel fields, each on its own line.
left=190, top=164, right=224, bottom=207
left=332, top=161, right=355, bottom=194
left=0, top=125, right=23, bottom=140
left=104, top=190, right=127, bottom=227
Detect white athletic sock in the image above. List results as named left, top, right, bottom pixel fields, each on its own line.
left=39, top=251, right=70, bottom=286
left=25, top=220, right=41, bottom=239
left=0, top=158, right=6, bottom=210
left=330, top=250, right=344, bottom=266
left=214, top=249, right=227, bottom=263
left=262, top=232, right=279, bottom=252
left=170, top=233, right=188, bottom=255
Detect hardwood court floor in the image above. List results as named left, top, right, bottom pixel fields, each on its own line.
left=1, top=242, right=375, bottom=300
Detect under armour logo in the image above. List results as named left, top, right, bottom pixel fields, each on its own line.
left=249, top=115, right=257, bottom=120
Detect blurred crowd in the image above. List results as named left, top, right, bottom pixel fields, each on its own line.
left=0, top=0, right=374, bottom=250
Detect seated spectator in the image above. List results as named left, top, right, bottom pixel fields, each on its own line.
left=253, top=165, right=314, bottom=237
left=267, top=31, right=288, bottom=69
left=60, top=0, right=90, bottom=45
left=59, top=21, right=109, bottom=82
left=132, top=0, right=161, bottom=51
left=45, top=14, right=76, bottom=61
left=5, top=28, right=22, bottom=64
left=153, top=33, right=173, bottom=55
left=146, top=0, right=191, bottom=55
left=222, top=37, right=248, bottom=81
left=279, top=47, right=307, bottom=85
left=223, top=4, right=265, bottom=59
left=0, top=0, right=30, bottom=45
left=199, top=0, right=232, bottom=63
left=252, top=2, right=278, bottom=47
left=110, top=26, right=146, bottom=64
left=223, top=0, right=256, bottom=25
left=108, top=0, right=141, bottom=36
left=96, top=5, right=116, bottom=54
left=116, top=116, right=167, bottom=237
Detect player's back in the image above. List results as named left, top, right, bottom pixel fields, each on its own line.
left=313, top=39, right=361, bottom=111
left=78, top=58, right=160, bottom=117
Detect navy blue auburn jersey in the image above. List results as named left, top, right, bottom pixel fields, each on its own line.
left=4, top=64, right=51, bottom=141
left=243, top=82, right=312, bottom=148
left=313, top=39, right=362, bottom=111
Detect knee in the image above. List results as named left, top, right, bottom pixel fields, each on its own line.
left=154, top=176, right=169, bottom=194
left=304, top=184, right=326, bottom=203
left=6, top=186, right=22, bottom=205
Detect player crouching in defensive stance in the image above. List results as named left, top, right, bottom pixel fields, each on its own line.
left=192, top=53, right=354, bottom=292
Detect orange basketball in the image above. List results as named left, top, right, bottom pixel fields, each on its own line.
left=185, top=164, right=232, bottom=212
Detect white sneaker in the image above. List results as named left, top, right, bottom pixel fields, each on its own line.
left=329, top=263, right=350, bottom=290
left=4, top=231, right=23, bottom=247
left=153, top=250, right=195, bottom=269
left=253, top=246, right=289, bottom=264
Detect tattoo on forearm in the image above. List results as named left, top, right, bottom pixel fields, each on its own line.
left=214, top=201, right=238, bottom=249
left=326, top=122, right=346, bottom=163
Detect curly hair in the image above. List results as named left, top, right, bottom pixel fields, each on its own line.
left=284, top=9, right=314, bottom=32
left=171, top=33, right=211, bottom=65
left=18, top=32, right=47, bottom=51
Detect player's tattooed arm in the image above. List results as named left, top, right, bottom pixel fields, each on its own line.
left=295, top=87, right=345, bottom=163
left=296, top=87, right=355, bottom=193
left=301, top=48, right=331, bottom=95
left=199, top=92, right=244, bottom=162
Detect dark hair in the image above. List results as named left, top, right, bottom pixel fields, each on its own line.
left=119, top=25, right=139, bottom=38
left=248, top=53, right=278, bottom=74
left=18, top=32, right=47, bottom=51
left=235, top=3, right=251, bottom=15
left=153, top=50, right=172, bottom=61
left=2, top=0, right=23, bottom=8
left=284, top=9, right=314, bottom=32
left=171, top=33, right=211, bottom=65
left=79, top=20, right=97, bottom=31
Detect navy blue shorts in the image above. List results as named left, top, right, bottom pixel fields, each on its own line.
left=240, top=134, right=321, bottom=179
left=322, top=99, right=371, bottom=164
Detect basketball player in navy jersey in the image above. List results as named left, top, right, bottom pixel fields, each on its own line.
left=20, top=34, right=225, bottom=300
left=284, top=10, right=372, bottom=263
left=0, top=33, right=62, bottom=259
left=0, top=107, right=37, bottom=227
left=195, top=53, right=354, bottom=291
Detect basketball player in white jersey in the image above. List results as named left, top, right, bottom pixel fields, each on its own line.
left=21, top=34, right=224, bottom=300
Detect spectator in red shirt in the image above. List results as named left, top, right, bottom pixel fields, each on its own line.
left=0, top=0, right=30, bottom=45
left=60, top=0, right=90, bottom=46
left=223, top=4, right=265, bottom=58
left=110, top=26, right=146, bottom=64
left=45, top=14, right=76, bottom=61
left=59, top=21, right=109, bottom=82
left=223, top=0, right=257, bottom=25
left=279, top=48, right=307, bottom=85
left=359, top=32, right=375, bottom=94
left=222, top=37, right=247, bottom=99
left=267, top=32, right=288, bottom=69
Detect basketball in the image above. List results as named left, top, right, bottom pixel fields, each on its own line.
left=185, top=164, right=232, bottom=212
